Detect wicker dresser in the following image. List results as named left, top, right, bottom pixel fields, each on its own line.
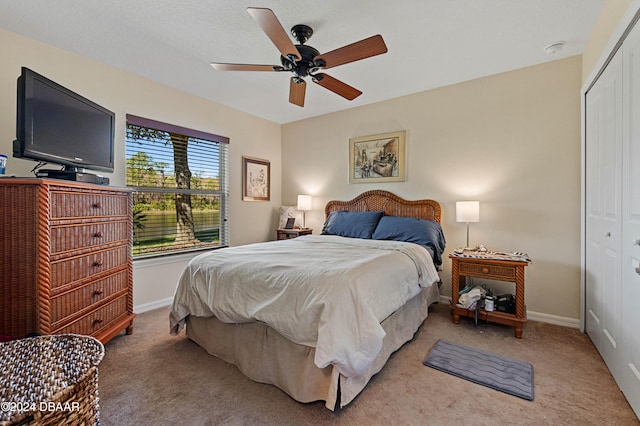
left=0, top=178, right=135, bottom=344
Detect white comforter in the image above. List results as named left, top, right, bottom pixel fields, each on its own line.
left=170, top=235, right=440, bottom=377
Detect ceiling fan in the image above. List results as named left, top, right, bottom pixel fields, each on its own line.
left=210, top=7, right=388, bottom=107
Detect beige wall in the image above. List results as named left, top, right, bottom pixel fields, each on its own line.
left=282, top=56, right=583, bottom=322
left=582, top=0, right=634, bottom=82
left=0, top=29, right=282, bottom=309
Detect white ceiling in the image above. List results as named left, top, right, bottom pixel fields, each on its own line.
left=0, top=0, right=604, bottom=124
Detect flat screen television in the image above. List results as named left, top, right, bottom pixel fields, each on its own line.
left=13, top=67, right=115, bottom=178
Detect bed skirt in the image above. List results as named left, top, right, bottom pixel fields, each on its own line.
left=186, top=282, right=440, bottom=410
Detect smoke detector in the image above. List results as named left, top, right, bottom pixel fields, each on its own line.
left=544, top=41, right=565, bottom=55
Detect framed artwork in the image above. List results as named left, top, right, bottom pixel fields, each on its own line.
left=349, top=131, right=406, bottom=183
left=242, top=156, right=270, bottom=201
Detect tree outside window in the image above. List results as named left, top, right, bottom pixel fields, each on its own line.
left=125, top=115, right=229, bottom=257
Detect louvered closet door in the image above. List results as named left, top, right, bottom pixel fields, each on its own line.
left=585, top=47, right=623, bottom=380
left=621, top=19, right=640, bottom=415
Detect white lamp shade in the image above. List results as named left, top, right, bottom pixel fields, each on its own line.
left=297, top=195, right=312, bottom=211
left=456, top=201, right=480, bottom=223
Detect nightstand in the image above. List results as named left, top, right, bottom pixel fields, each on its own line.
left=449, top=251, right=530, bottom=338
left=276, top=228, right=313, bottom=240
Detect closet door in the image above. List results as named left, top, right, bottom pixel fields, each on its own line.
left=585, top=47, right=623, bottom=379
left=621, top=19, right=640, bottom=414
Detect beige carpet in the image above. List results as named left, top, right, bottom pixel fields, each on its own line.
left=99, top=303, right=639, bottom=425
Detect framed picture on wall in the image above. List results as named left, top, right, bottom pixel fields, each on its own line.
left=349, top=131, right=406, bottom=183
left=242, top=156, right=270, bottom=201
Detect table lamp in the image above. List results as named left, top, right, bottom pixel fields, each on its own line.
left=456, top=201, right=480, bottom=250
left=297, top=195, right=312, bottom=228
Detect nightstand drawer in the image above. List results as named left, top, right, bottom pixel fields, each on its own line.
left=276, top=228, right=312, bottom=240
left=278, top=231, right=299, bottom=240
left=459, top=262, right=516, bottom=280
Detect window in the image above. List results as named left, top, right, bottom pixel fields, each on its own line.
left=125, top=114, right=229, bottom=258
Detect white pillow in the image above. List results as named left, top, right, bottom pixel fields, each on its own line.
left=278, top=206, right=304, bottom=228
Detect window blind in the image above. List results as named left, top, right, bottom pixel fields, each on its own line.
left=125, top=115, right=229, bottom=258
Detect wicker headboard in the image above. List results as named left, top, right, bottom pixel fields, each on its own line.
left=324, top=190, right=441, bottom=223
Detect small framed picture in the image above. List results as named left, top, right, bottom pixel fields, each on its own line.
left=284, top=217, right=296, bottom=229
left=278, top=206, right=303, bottom=228
left=242, top=156, right=270, bottom=201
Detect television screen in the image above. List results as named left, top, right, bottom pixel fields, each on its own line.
left=14, top=67, right=115, bottom=173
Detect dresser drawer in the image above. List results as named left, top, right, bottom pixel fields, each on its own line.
left=458, top=261, right=516, bottom=280
left=50, top=221, right=130, bottom=255
left=53, top=295, right=128, bottom=336
left=50, top=190, right=129, bottom=220
left=50, top=270, right=129, bottom=325
left=51, top=245, right=129, bottom=289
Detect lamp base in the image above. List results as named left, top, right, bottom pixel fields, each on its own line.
left=454, top=245, right=485, bottom=254
left=461, top=244, right=486, bottom=253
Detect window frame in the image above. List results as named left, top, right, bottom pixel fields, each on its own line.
left=125, top=114, right=229, bottom=259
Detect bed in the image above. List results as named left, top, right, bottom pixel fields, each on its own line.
left=169, top=190, right=445, bottom=410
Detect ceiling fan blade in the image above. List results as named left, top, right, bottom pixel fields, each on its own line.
left=247, top=7, right=301, bottom=61
left=289, top=77, right=306, bottom=107
left=312, top=73, right=362, bottom=100
left=314, top=34, right=387, bottom=69
left=210, top=63, right=282, bottom=72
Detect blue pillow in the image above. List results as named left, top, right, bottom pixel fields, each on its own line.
left=372, top=216, right=446, bottom=265
left=321, top=210, right=384, bottom=239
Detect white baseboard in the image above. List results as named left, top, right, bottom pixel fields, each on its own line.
left=437, top=295, right=580, bottom=329
left=134, top=297, right=172, bottom=314
left=526, top=311, right=580, bottom=329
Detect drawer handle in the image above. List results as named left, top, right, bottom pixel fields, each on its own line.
left=481, top=267, right=489, bottom=274
left=93, top=231, right=103, bottom=238
left=93, top=202, right=101, bottom=209
left=92, top=318, right=103, bottom=326
left=93, top=289, right=104, bottom=296
left=93, top=260, right=103, bottom=268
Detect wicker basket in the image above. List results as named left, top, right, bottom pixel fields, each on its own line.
left=0, top=334, right=105, bottom=426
